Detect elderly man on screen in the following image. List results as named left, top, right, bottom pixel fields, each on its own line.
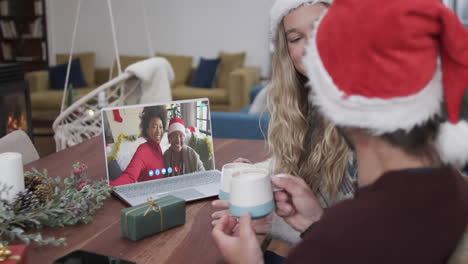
left=163, top=117, right=205, bottom=177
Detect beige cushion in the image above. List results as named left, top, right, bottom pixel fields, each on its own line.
left=156, top=53, right=193, bottom=86
left=216, top=51, right=245, bottom=88
left=56, top=52, right=96, bottom=86
left=111, top=55, right=149, bottom=77
left=172, top=86, right=229, bottom=104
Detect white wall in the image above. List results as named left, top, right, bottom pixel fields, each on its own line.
left=106, top=107, right=143, bottom=142
left=46, top=0, right=274, bottom=77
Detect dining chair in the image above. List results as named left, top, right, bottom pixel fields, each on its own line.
left=0, top=130, right=40, bottom=164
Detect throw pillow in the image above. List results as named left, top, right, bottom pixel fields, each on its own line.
left=48, top=58, right=88, bottom=90
left=56, top=52, right=95, bottom=86
left=190, top=57, right=221, bottom=88
left=216, top=51, right=246, bottom=88
left=156, top=53, right=193, bottom=87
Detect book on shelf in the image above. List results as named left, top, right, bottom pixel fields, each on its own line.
left=1, top=41, right=12, bottom=60
left=8, top=20, right=16, bottom=37
left=34, top=0, right=43, bottom=16
left=0, top=0, right=8, bottom=16
left=31, top=17, right=43, bottom=38
left=0, top=0, right=8, bottom=17
left=0, top=20, right=7, bottom=37
left=16, top=56, right=40, bottom=62
left=0, top=20, right=17, bottom=38
left=41, top=41, right=46, bottom=61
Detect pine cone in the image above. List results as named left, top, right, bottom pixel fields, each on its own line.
left=34, top=184, right=54, bottom=204
left=14, top=189, right=41, bottom=213
left=25, top=175, right=42, bottom=190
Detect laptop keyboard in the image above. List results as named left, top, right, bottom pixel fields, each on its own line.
left=116, top=170, right=220, bottom=199
left=165, top=189, right=205, bottom=200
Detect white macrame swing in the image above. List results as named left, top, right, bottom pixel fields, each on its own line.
left=53, top=0, right=169, bottom=151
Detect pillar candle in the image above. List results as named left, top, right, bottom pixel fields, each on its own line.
left=0, top=152, right=25, bottom=202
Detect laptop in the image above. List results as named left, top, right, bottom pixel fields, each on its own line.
left=101, top=98, right=221, bottom=206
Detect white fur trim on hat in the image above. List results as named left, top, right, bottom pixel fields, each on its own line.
left=435, top=121, right=468, bottom=168
left=303, top=10, right=444, bottom=135
left=168, top=122, right=185, bottom=135
left=270, top=0, right=332, bottom=52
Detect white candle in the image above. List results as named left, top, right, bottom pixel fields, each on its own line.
left=0, top=152, right=25, bottom=202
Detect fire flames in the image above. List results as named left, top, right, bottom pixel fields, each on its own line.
left=6, top=113, right=27, bottom=133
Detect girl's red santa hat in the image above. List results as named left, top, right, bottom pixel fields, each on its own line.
left=168, top=118, right=186, bottom=135
left=303, top=0, right=468, bottom=168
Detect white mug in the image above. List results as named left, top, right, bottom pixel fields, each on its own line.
left=219, top=162, right=254, bottom=200
left=229, top=168, right=274, bottom=219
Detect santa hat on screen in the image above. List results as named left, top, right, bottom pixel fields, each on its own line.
left=186, top=126, right=198, bottom=134
left=270, top=0, right=332, bottom=51
left=168, top=118, right=186, bottom=135
left=303, top=0, right=468, bottom=168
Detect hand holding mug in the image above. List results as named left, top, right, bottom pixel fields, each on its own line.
left=211, top=199, right=273, bottom=234
left=271, top=174, right=324, bottom=232
left=212, top=213, right=263, bottom=264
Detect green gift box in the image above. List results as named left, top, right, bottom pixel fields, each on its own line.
left=121, top=195, right=186, bottom=241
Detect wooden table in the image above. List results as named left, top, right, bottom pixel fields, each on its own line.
left=24, top=136, right=270, bottom=264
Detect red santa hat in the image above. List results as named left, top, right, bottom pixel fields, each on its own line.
left=186, top=126, right=198, bottom=134
left=168, top=117, right=186, bottom=135
left=270, top=0, right=332, bottom=51
left=303, top=0, right=468, bottom=168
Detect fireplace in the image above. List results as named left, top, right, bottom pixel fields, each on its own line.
left=0, top=63, right=33, bottom=140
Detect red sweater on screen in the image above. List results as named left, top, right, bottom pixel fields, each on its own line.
left=287, top=166, right=468, bottom=264
left=110, top=140, right=166, bottom=187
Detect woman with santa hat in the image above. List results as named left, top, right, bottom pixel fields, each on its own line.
left=163, top=117, right=205, bottom=177
left=212, top=0, right=468, bottom=262
left=212, top=0, right=358, bottom=245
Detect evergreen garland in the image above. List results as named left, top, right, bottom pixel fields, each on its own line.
left=0, top=162, right=112, bottom=246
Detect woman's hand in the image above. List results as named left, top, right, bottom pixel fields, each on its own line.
left=271, top=174, right=324, bottom=232
left=232, top=157, right=253, bottom=164
left=212, top=213, right=264, bottom=264
left=211, top=200, right=273, bottom=234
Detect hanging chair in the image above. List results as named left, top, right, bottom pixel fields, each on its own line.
left=53, top=0, right=172, bottom=151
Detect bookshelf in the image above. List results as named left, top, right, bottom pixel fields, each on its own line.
left=0, top=0, right=48, bottom=72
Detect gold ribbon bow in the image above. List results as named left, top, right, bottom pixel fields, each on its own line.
left=0, top=243, right=21, bottom=262
left=144, top=197, right=161, bottom=216
left=124, top=196, right=175, bottom=236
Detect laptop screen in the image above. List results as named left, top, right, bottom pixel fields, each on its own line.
left=101, top=98, right=215, bottom=187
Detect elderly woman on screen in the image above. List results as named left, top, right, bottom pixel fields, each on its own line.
left=110, top=106, right=167, bottom=186
left=163, top=117, right=205, bottom=177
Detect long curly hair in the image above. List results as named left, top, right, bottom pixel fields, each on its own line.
left=140, top=105, right=168, bottom=139
left=267, top=20, right=351, bottom=202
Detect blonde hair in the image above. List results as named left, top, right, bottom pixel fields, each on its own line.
left=267, top=21, right=350, bottom=202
